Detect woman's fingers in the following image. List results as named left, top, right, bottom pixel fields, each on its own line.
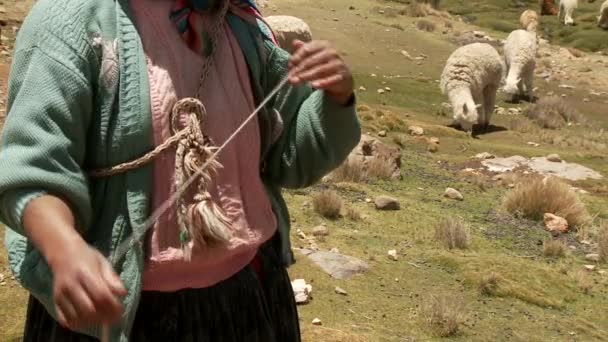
left=312, top=74, right=345, bottom=89
left=79, top=268, right=123, bottom=324
left=289, top=40, right=330, bottom=70
left=294, top=59, right=343, bottom=84
left=100, top=256, right=127, bottom=298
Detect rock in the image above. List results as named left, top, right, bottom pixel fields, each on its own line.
left=444, top=188, right=464, bottom=201
left=543, top=213, right=569, bottom=234
left=334, top=287, right=348, bottom=296
left=378, top=130, right=387, bottom=137
left=585, top=254, right=600, bottom=262
left=388, top=249, right=399, bottom=261
left=265, top=16, right=312, bottom=54
left=305, top=250, right=370, bottom=280
left=495, top=107, right=507, bottom=115
left=349, top=134, right=402, bottom=180
left=377, top=89, right=386, bottom=94
left=312, top=318, right=323, bottom=326
left=297, top=230, right=307, bottom=239
left=429, top=137, right=440, bottom=144
left=558, top=84, right=575, bottom=90
left=374, top=196, right=401, bottom=211
left=0, top=273, right=3, bottom=282
left=527, top=142, right=540, bottom=147
left=401, top=50, right=414, bottom=60
left=291, top=279, right=313, bottom=304
left=329, top=247, right=340, bottom=253
left=507, top=108, right=521, bottom=115
left=358, top=86, right=367, bottom=92
left=584, top=265, right=596, bottom=272
left=364, top=198, right=372, bottom=203
left=371, top=73, right=377, bottom=77
left=0, top=7, right=5, bottom=14
left=427, top=141, right=439, bottom=153
left=408, top=126, right=424, bottom=136
left=580, top=240, right=591, bottom=245
left=473, top=30, right=486, bottom=38
left=475, top=152, right=495, bottom=160
left=546, top=154, right=562, bottom=163
left=312, top=225, right=330, bottom=237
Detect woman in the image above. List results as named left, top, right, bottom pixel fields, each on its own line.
left=0, top=0, right=360, bottom=341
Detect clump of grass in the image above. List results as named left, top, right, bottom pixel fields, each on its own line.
left=367, top=157, right=394, bottom=180
left=313, top=190, right=343, bottom=219
left=346, top=207, right=362, bottom=221
left=416, top=19, right=436, bottom=32
left=423, top=295, right=465, bottom=337
left=331, top=157, right=366, bottom=183
left=502, top=176, right=589, bottom=228
left=434, top=217, right=471, bottom=250
left=392, top=134, right=407, bottom=148
left=543, top=239, right=567, bottom=258
left=598, top=221, right=608, bottom=263
left=479, top=272, right=501, bottom=296
left=524, top=96, right=585, bottom=129
left=575, top=271, right=593, bottom=295
left=407, top=2, right=434, bottom=17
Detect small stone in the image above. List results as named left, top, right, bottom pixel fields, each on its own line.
left=312, top=318, right=323, bottom=326
left=312, top=225, right=330, bottom=237
left=559, top=84, right=574, bottom=89
left=427, top=142, right=439, bottom=153
left=371, top=73, right=377, bottom=77
left=334, top=287, right=348, bottom=296
left=0, top=7, right=6, bottom=14
left=297, top=230, right=307, bottom=239
left=0, top=273, right=4, bottom=282
left=374, top=196, right=400, bottom=211
left=429, top=137, right=440, bottom=144
left=358, top=86, right=367, bottom=92
left=364, top=198, right=372, bottom=203
left=408, top=125, right=424, bottom=136
left=378, top=130, right=387, bottom=137
left=583, top=98, right=590, bottom=103
left=388, top=249, right=399, bottom=261
left=598, top=270, right=607, bottom=275
left=546, top=154, right=562, bottom=163
left=585, top=254, right=600, bottom=262
left=527, top=142, right=540, bottom=147
left=329, top=247, right=340, bottom=253
left=377, top=89, right=386, bottom=95
left=384, top=87, right=392, bottom=92
left=543, top=213, right=569, bottom=234
left=333, top=18, right=339, bottom=21
left=292, top=278, right=313, bottom=304
left=584, top=265, right=596, bottom=272
left=580, top=240, right=592, bottom=245
left=475, top=152, right=495, bottom=160
left=444, top=188, right=464, bottom=201
left=569, top=245, right=577, bottom=250
left=473, top=30, right=486, bottom=38
left=401, top=50, right=413, bottom=60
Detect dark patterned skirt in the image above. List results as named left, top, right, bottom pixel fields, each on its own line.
left=22, top=235, right=301, bottom=342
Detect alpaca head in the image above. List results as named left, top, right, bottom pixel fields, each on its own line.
left=503, top=77, right=521, bottom=96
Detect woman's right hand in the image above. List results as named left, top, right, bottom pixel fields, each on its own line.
left=50, top=240, right=127, bottom=330
left=22, top=194, right=127, bottom=330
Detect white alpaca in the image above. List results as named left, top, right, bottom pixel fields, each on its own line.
left=503, top=29, right=538, bottom=101
left=440, top=43, right=504, bottom=134
left=599, top=0, right=608, bottom=29
left=520, top=9, right=539, bottom=31
left=558, top=0, right=578, bottom=25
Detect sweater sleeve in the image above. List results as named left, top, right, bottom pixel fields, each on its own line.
left=0, top=43, right=94, bottom=236
left=262, top=42, right=361, bottom=189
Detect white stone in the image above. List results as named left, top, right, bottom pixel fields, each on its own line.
left=388, top=249, right=399, bottom=261
left=312, top=318, right=323, bottom=326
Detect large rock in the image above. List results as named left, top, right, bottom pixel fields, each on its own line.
left=374, top=196, right=401, bottom=210
left=265, top=16, right=312, bottom=54
left=544, top=213, right=569, bottom=234
left=301, top=250, right=370, bottom=280
left=444, top=188, right=464, bottom=201
left=348, top=134, right=402, bottom=180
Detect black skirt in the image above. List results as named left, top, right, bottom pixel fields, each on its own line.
left=22, top=235, right=301, bottom=342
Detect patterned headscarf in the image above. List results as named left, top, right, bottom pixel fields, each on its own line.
left=170, top=0, right=276, bottom=55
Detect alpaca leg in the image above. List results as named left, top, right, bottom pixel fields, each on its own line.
left=482, top=86, right=497, bottom=129
left=524, top=70, right=534, bottom=101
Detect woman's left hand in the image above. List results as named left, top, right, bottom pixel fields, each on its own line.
left=288, top=40, right=354, bottom=106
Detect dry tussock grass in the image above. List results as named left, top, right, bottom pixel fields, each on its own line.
left=543, top=239, right=567, bottom=258
left=406, top=2, right=450, bottom=18
left=479, top=272, right=502, bottom=296
left=331, top=157, right=366, bottom=183
left=599, top=221, right=608, bottom=263
left=502, top=176, right=589, bottom=228
left=346, top=207, right=362, bottom=221
left=416, top=19, right=436, bottom=32
left=313, top=190, right=343, bottom=219
left=367, top=157, right=394, bottom=180
left=423, top=295, right=465, bottom=337
left=575, top=271, right=593, bottom=294
left=434, top=217, right=471, bottom=250
left=524, top=96, right=586, bottom=129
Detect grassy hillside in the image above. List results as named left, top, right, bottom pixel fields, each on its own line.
left=2, top=0, right=608, bottom=341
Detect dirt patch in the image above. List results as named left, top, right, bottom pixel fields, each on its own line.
left=481, top=156, right=603, bottom=181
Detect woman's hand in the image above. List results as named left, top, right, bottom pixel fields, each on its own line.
left=288, top=40, right=354, bottom=105
left=51, top=240, right=127, bottom=330
left=23, top=195, right=126, bottom=330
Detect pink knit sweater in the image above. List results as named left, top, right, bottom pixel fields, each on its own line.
left=131, top=0, right=277, bottom=292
